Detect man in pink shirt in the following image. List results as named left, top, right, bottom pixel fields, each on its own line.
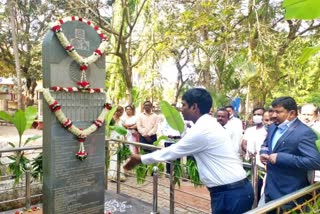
left=136, top=101, right=159, bottom=153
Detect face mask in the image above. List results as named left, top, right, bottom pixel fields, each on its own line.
left=302, top=120, right=315, bottom=127
left=264, top=124, right=270, bottom=130
left=278, top=111, right=292, bottom=128
left=253, top=115, right=263, bottom=124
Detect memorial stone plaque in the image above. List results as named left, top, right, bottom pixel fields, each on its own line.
left=42, top=18, right=107, bottom=214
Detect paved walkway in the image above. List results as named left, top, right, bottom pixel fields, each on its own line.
left=0, top=125, right=211, bottom=213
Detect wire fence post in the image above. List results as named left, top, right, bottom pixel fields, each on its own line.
left=25, top=163, right=31, bottom=210
left=169, top=160, right=175, bottom=214
left=251, top=157, right=258, bottom=208
left=150, top=166, right=159, bottom=214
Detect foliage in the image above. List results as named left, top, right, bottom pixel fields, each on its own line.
left=283, top=0, right=320, bottom=20
left=0, top=1, right=64, bottom=105
left=116, top=144, right=131, bottom=163
left=0, top=106, right=40, bottom=184
left=160, top=101, right=185, bottom=134
left=187, top=158, right=202, bottom=187
left=31, top=152, right=43, bottom=181
left=7, top=150, right=30, bottom=184
left=312, top=129, right=320, bottom=152
left=298, top=46, right=320, bottom=64
left=134, top=162, right=165, bottom=184
left=0, top=106, right=38, bottom=147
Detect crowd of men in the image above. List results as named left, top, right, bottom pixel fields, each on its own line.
left=119, top=88, right=320, bottom=214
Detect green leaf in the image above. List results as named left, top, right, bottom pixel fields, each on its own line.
left=312, top=129, right=320, bottom=152
left=160, top=101, right=185, bottom=134
left=112, top=125, right=128, bottom=136
left=105, top=106, right=118, bottom=137
left=106, top=106, right=117, bottom=127
left=135, top=164, right=148, bottom=184
left=283, top=0, right=320, bottom=20
left=298, top=46, right=320, bottom=64
left=24, top=106, right=37, bottom=130
left=153, top=135, right=169, bottom=146
left=12, top=110, right=27, bottom=139
left=116, top=144, right=131, bottom=162
left=24, top=135, right=41, bottom=146
left=0, top=111, right=13, bottom=122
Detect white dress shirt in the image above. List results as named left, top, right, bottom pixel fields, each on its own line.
left=224, top=117, right=243, bottom=153
left=141, top=114, right=247, bottom=187
left=243, top=126, right=267, bottom=167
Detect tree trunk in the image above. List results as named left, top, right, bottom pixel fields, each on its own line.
left=9, top=0, right=23, bottom=110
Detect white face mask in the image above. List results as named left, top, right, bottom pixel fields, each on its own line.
left=253, top=115, right=263, bottom=124
left=278, top=111, right=292, bottom=128
left=302, top=119, right=315, bottom=127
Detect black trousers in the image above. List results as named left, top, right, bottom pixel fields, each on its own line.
left=140, top=134, right=157, bottom=154
left=164, top=141, right=180, bottom=174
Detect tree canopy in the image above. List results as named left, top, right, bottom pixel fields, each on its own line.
left=0, top=0, right=319, bottom=115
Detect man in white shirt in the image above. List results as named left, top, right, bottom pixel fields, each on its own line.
left=300, top=103, right=320, bottom=182
left=225, top=105, right=244, bottom=153
left=241, top=107, right=268, bottom=167
left=300, top=103, right=320, bottom=132
left=216, top=108, right=239, bottom=155
left=124, top=88, right=254, bottom=214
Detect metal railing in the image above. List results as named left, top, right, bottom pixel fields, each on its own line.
left=245, top=182, right=320, bottom=214
left=0, top=146, right=43, bottom=211
left=1, top=140, right=320, bottom=213
left=106, top=138, right=211, bottom=213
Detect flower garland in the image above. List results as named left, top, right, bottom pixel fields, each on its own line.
left=42, top=88, right=112, bottom=160
left=50, top=16, right=108, bottom=89
left=51, top=85, right=104, bottom=93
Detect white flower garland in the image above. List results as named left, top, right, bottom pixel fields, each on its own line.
left=46, top=16, right=111, bottom=160
left=50, top=16, right=108, bottom=67
left=50, top=16, right=109, bottom=87
left=42, top=88, right=112, bottom=160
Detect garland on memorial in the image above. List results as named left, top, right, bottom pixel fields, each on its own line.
left=42, top=88, right=112, bottom=160
left=51, top=85, right=104, bottom=93
left=50, top=16, right=108, bottom=88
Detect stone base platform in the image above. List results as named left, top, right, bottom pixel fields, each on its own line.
left=0, top=190, right=169, bottom=214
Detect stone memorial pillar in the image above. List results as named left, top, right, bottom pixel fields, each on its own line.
left=42, top=17, right=108, bottom=214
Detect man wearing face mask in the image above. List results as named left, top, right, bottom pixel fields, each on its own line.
left=300, top=103, right=320, bottom=182
left=260, top=97, right=320, bottom=212
left=241, top=108, right=267, bottom=203
left=300, top=103, right=320, bottom=132
left=241, top=107, right=267, bottom=167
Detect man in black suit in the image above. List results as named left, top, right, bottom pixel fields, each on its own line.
left=260, top=96, right=320, bottom=212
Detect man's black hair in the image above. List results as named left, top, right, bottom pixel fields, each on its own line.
left=271, top=96, right=297, bottom=112
left=144, top=100, right=152, bottom=105
left=182, top=88, right=212, bottom=114
left=225, top=105, right=234, bottom=110
left=252, top=107, right=265, bottom=114
left=216, top=107, right=230, bottom=118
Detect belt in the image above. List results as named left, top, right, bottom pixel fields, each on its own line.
left=208, top=178, right=248, bottom=193
left=167, top=136, right=180, bottom=140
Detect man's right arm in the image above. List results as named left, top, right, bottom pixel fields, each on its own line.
left=124, top=154, right=142, bottom=170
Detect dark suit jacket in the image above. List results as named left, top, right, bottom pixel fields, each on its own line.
left=260, top=118, right=320, bottom=201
